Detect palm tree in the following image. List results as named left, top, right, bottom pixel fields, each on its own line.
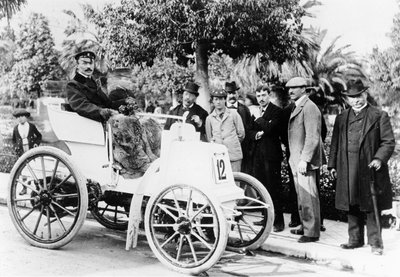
left=0, top=0, right=26, bottom=27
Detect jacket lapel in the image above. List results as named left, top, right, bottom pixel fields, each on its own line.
left=290, top=96, right=308, bottom=120
left=359, top=106, right=379, bottom=146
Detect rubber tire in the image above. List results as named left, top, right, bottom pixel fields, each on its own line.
left=7, top=146, right=88, bottom=249
left=90, top=201, right=129, bottom=231
left=144, top=184, right=228, bottom=275
left=229, top=172, right=274, bottom=251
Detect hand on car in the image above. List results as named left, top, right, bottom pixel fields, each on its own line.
left=297, top=160, right=308, bottom=175
left=100, top=108, right=119, bottom=121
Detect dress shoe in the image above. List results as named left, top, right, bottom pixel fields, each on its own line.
left=340, top=242, right=364, bottom=249
left=298, top=236, right=319, bottom=243
left=288, top=221, right=301, bottom=228
left=290, top=229, right=304, bottom=235
left=273, top=224, right=284, bottom=232
left=19, top=187, right=27, bottom=195
left=320, top=225, right=326, bottom=232
left=371, top=246, right=383, bottom=255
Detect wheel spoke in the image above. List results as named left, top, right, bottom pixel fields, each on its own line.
left=51, top=201, right=76, bottom=217
left=186, top=235, right=198, bottom=264
left=101, top=205, right=109, bottom=216
left=186, top=189, right=193, bottom=216
left=153, top=223, right=176, bottom=228
left=17, top=179, right=39, bottom=194
left=160, top=231, right=179, bottom=249
left=237, top=223, right=244, bottom=242
left=176, top=234, right=184, bottom=262
left=26, top=163, right=40, bottom=185
left=41, top=156, right=48, bottom=190
left=33, top=206, right=44, bottom=235
left=49, top=204, right=67, bottom=232
left=192, top=223, right=217, bottom=228
left=51, top=174, right=72, bottom=192
left=20, top=203, right=41, bottom=221
left=171, top=190, right=182, bottom=217
left=156, top=204, right=177, bottom=221
left=53, top=193, right=79, bottom=199
left=114, top=205, right=118, bottom=223
left=14, top=196, right=37, bottom=202
left=46, top=206, right=51, bottom=239
left=189, top=204, right=209, bottom=221
left=240, top=217, right=258, bottom=235
left=49, top=159, right=59, bottom=187
left=191, top=231, right=212, bottom=250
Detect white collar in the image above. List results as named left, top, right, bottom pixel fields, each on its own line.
left=77, top=71, right=91, bottom=79
left=227, top=102, right=238, bottom=108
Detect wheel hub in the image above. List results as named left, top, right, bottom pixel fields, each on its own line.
left=39, top=191, right=52, bottom=206
left=176, top=216, right=192, bottom=235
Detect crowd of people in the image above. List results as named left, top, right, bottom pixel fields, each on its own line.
left=63, top=49, right=395, bottom=255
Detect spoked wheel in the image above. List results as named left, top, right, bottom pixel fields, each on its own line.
left=7, top=146, right=88, bottom=249
left=90, top=192, right=130, bottom=231
left=145, top=185, right=228, bottom=275
left=228, top=172, right=274, bottom=251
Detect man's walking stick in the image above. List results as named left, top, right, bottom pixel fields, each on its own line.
left=369, top=168, right=381, bottom=241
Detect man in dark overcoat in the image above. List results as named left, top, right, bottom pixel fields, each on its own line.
left=328, top=79, right=395, bottom=255
left=66, top=50, right=118, bottom=122
left=249, top=84, right=285, bottom=232
left=224, top=81, right=252, bottom=173
left=164, top=81, right=208, bottom=141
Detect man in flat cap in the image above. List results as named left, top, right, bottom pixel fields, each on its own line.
left=164, top=81, right=208, bottom=141
left=66, top=50, right=118, bottom=122
left=205, top=89, right=245, bottom=172
left=225, top=81, right=252, bottom=173
left=328, top=79, right=395, bottom=255
left=286, top=77, right=324, bottom=243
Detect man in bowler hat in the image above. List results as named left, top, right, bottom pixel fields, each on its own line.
left=328, top=79, right=395, bottom=255
left=66, top=50, right=119, bottom=122
left=164, top=81, right=208, bottom=141
left=224, top=81, right=252, bottom=173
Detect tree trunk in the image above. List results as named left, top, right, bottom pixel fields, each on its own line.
left=195, top=40, right=210, bottom=112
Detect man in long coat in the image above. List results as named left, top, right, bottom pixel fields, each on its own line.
left=328, top=79, right=395, bottom=255
left=286, top=77, right=324, bottom=243
left=250, top=85, right=285, bottom=232
left=164, top=81, right=208, bottom=141
left=66, top=50, right=118, bottom=122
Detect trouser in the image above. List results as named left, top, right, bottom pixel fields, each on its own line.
left=287, top=163, right=300, bottom=223
left=291, top=167, right=321, bottom=237
left=254, top=160, right=284, bottom=226
left=231, top=160, right=242, bottom=173
left=347, top=205, right=383, bottom=248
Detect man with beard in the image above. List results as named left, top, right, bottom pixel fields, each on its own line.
left=66, top=50, right=118, bottom=122
left=224, top=81, right=252, bottom=173
left=164, top=81, right=208, bottom=141
left=328, top=79, right=395, bottom=255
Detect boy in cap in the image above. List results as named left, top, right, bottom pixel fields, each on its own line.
left=164, top=81, right=208, bottom=141
left=205, top=89, right=245, bottom=172
left=12, top=108, right=42, bottom=194
left=66, top=50, right=119, bottom=122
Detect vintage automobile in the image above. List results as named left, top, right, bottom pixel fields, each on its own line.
left=7, top=103, right=274, bottom=275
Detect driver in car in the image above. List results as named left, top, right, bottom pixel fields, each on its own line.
left=66, top=50, right=119, bottom=122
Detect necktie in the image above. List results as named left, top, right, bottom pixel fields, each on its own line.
left=219, top=113, right=224, bottom=119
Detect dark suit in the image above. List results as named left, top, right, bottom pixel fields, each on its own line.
left=249, top=102, right=284, bottom=226
left=12, top=123, right=42, bottom=157
left=164, top=103, right=208, bottom=141
left=228, top=102, right=252, bottom=173
left=328, top=105, right=395, bottom=247
left=66, top=73, right=115, bottom=122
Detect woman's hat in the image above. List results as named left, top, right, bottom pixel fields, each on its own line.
left=13, top=108, right=30, bottom=118
left=342, top=79, right=368, bottom=96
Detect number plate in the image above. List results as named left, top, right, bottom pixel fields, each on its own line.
left=212, top=153, right=228, bottom=184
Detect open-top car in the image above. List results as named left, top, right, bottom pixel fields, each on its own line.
left=7, top=102, right=274, bottom=275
